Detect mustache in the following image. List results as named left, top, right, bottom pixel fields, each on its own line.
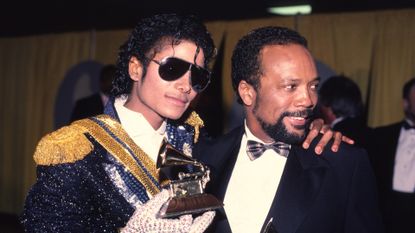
left=280, top=109, right=314, bottom=119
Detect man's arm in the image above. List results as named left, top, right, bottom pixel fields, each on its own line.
left=22, top=165, right=96, bottom=232
left=22, top=162, right=136, bottom=232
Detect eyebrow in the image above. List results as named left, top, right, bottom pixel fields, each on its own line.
left=281, top=76, right=320, bottom=83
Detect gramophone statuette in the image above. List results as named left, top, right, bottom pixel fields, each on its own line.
left=156, top=139, right=223, bottom=218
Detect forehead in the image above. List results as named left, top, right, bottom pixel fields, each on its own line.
left=154, top=40, right=204, bottom=62
left=260, top=44, right=317, bottom=80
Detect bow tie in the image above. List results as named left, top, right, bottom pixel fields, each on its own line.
left=246, top=140, right=291, bottom=160
left=403, top=121, right=415, bottom=130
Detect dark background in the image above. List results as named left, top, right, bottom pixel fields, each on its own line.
left=2, top=0, right=415, bottom=37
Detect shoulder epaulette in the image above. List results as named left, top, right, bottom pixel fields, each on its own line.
left=185, top=111, right=204, bottom=143
left=34, top=120, right=93, bottom=165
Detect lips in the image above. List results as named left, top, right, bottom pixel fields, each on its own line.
left=287, top=116, right=307, bottom=125
left=284, top=110, right=312, bottom=129
left=165, top=94, right=188, bottom=107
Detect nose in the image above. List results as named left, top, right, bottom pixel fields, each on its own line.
left=175, top=71, right=192, bottom=94
left=295, top=87, right=316, bottom=108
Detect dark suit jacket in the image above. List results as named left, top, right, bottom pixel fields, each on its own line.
left=70, top=93, right=104, bottom=122
left=368, top=121, right=415, bottom=233
left=333, top=117, right=372, bottom=150
left=194, top=126, right=384, bottom=233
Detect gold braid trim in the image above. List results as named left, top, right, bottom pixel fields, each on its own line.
left=185, top=111, right=204, bottom=143
left=34, top=123, right=93, bottom=166
left=74, top=115, right=160, bottom=196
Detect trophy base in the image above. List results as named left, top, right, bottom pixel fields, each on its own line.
left=157, top=193, right=223, bottom=218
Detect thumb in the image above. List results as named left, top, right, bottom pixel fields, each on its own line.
left=190, top=211, right=216, bottom=233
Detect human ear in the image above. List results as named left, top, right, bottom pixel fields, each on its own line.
left=238, top=80, right=256, bottom=106
left=128, top=56, right=143, bottom=81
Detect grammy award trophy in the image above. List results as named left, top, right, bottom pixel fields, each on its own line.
left=156, top=139, right=223, bottom=218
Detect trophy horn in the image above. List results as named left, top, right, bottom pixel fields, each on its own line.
left=157, top=138, right=201, bottom=168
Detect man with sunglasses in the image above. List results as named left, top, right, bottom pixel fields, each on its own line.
left=22, top=14, right=351, bottom=233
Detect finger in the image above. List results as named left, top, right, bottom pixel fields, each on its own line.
left=319, top=124, right=331, bottom=134
left=303, top=119, right=325, bottom=149
left=342, top=135, right=355, bottom=145
left=176, top=214, right=193, bottom=232
left=330, top=132, right=343, bottom=152
left=309, top=118, right=324, bottom=130
left=302, top=127, right=320, bottom=149
left=179, top=214, right=193, bottom=224
left=153, top=213, right=193, bottom=233
left=314, top=129, right=334, bottom=155
left=146, top=189, right=170, bottom=213
left=190, top=211, right=216, bottom=233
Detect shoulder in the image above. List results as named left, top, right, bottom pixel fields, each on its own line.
left=197, top=126, right=243, bottom=149
left=34, top=120, right=94, bottom=166
left=194, top=127, right=243, bottom=162
left=301, top=134, right=368, bottom=165
left=319, top=142, right=369, bottom=171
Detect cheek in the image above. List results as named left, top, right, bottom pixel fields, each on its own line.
left=189, top=91, right=197, bottom=102
left=311, top=92, right=318, bottom=105
left=257, top=95, right=284, bottom=122
left=144, top=74, right=168, bottom=92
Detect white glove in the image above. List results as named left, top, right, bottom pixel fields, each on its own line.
left=189, top=210, right=215, bottom=233
left=121, top=189, right=215, bottom=233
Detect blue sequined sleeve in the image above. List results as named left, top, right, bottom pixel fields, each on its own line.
left=21, top=157, right=133, bottom=232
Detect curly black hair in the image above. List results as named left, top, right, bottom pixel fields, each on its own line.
left=231, top=26, right=308, bottom=104
left=111, top=13, right=215, bottom=97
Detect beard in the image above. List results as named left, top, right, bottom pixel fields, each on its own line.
left=254, top=108, right=313, bottom=145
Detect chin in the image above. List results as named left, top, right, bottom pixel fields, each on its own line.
left=163, top=111, right=186, bottom=120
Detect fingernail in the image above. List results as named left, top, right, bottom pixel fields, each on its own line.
left=303, top=142, right=309, bottom=149
left=316, top=147, right=323, bottom=155
left=332, top=146, right=338, bottom=152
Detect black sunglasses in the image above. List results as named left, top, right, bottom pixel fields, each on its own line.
left=151, top=57, right=211, bottom=92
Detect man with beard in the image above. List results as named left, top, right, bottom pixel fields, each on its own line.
left=193, top=26, right=383, bottom=233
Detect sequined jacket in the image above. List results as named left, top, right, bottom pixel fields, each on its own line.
left=21, top=98, right=204, bottom=232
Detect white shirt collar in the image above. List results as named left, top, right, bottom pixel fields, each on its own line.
left=114, top=96, right=166, bottom=137
left=114, top=96, right=166, bottom=162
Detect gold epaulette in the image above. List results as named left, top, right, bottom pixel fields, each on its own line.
left=34, top=121, right=93, bottom=165
left=185, top=111, right=205, bottom=143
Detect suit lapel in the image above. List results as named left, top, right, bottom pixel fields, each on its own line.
left=267, top=146, right=329, bottom=233
left=213, top=127, right=244, bottom=200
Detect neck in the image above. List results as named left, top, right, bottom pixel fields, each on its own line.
left=124, top=96, right=164, bottom=130
left=245, top=116, right=274, bottom=143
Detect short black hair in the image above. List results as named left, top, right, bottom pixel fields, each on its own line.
left=111, top=13, right=215, bottom=97
left=231, top=26, right=307, bottom=104
left=403, top=77, right=415, bottom=100
left=319, top=75, right=363, bottom=118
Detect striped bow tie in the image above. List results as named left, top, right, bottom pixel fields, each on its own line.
left=246, top=140, right=291, bottom=160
